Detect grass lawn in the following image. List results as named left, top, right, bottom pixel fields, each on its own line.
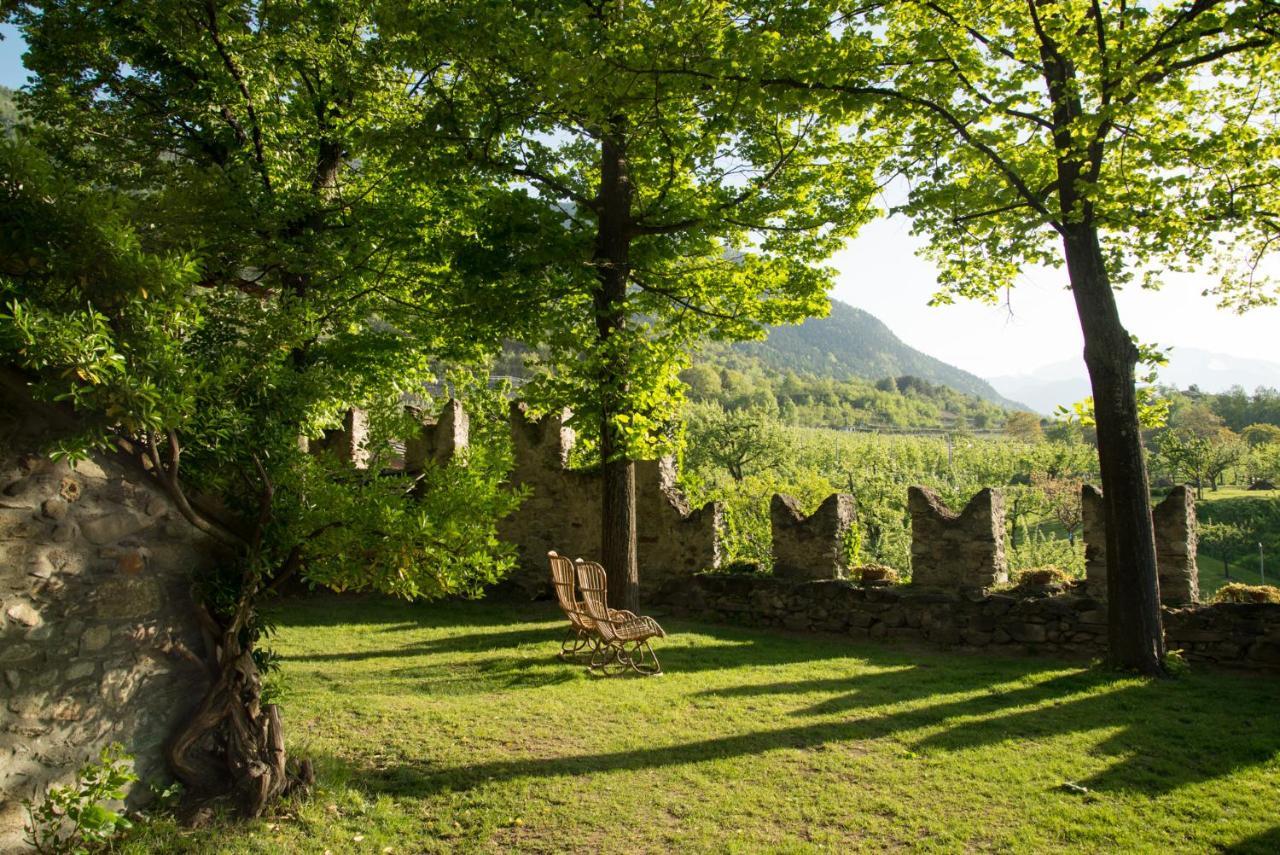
left=128, top=595, right=1280, bottom=854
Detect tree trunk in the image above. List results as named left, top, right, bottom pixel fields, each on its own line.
left=594, top=118, right=640, bottom=612
left=167, top=594, right=313, bottom=818
left=1063, top=224, right=1166, bottom=675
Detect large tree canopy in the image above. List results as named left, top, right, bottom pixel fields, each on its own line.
left=2, top=0, right=541, bottom=813
left=744, top=0, right=1280, bottom=672
left=387, top=0, right=885, bottom=607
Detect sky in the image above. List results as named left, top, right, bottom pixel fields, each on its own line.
left=2, top=26, right=1276, bottom=382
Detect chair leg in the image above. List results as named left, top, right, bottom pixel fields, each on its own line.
left=626, top=640, right=663, bottom=676
left=559, top=628, right=595, bottom=661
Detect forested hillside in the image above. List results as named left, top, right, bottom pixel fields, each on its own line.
left=681, top=351, right=1015, bottom=430
left=725, top=299, right=1021, bottom=407
left=0, top=86, right=17, bottom=131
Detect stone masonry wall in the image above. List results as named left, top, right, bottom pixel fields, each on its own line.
left=662, top=574, right=1280, bottom=673
left=497, top=404, right=721, bottom=599
left=0, top=392, right=215, bottom=851
left=771, top=493, right=854, bottom=581
left=909, top=487, right=1007, bottom=590
left=1082, top=484, right=1199, bottom=604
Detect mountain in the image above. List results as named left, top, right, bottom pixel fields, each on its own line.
left=729, top=299, right=1026, bottom=408
left=989, top=347, right=1280, bottom=415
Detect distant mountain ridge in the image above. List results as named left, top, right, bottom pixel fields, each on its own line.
left=990, top=347, right=1280, bottom=415
left=730, top=300, right=1025, bottom=408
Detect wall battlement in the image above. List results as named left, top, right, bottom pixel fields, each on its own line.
left=1082, top=484, right=1199, bottom=604
left=771, top=493, right=855, bottom=581
left=497, top=403, right=721, bottom=599
left=909, top=487, right=1007, bottom=590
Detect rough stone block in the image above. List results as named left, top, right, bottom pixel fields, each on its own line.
left=1081, top=483, right=1199, bottom=604
left=909, top=487, right=1007, bottom=590
left=770, top=493, right=854, bottom=581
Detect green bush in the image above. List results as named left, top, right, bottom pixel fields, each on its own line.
left=24, top=743, right=138, bottom=854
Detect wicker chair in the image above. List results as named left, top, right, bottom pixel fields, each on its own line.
left=574, top=558, right=666, bottom=676
left=548, top=551, right=598, bottom=660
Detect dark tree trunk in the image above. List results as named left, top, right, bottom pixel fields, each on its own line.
left=593, top=119, right=640, bottom=612
left=167, top=586, right=313, bottom=818
left=1062, top=224, right=1166, bottom=675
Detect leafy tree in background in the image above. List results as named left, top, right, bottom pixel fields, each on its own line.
left=1242, top=423, right=1280, bottom=446
left=1199, top=521, right=1252, bottom=578
left=749, top=0, right=1279, bottom=673
left=684, top=402, right=788, bottom=482
left=1005, top=411, right=1044, bottom=442
left=392, top=0, right=882, bottom=609
left=2, top=0, right=534, bottom=816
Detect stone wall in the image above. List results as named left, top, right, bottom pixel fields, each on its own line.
left=771, top=493, right=854, bottom=581
left=662, top=574, right=1280, bottom=672
left=1082, top=484, right=1199, bottom=604
left=908, top=487, right=1007, bottom=590
left=0, top=393, right=215, bottom=850
left=497, top=404, right=721, bottom=599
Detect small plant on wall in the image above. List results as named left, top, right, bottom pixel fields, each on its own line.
left=23, top=744, right=138, bottom=854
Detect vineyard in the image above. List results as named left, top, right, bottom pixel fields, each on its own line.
left=680, top=412, right=1279, bottom=595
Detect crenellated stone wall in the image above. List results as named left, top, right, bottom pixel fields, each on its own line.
left=497, top=404, right=721, bottom=599
left=0, top=389, right=216, bottom=851
left=908, top=487, right=1007, bottom=590
left=770, top=493, right=854, bottom=581
left=1082, top=484, right=1199, bottom=604
left=404, top=399, right=469, bottom=472
left=662, top=574, right=1280, bottom=673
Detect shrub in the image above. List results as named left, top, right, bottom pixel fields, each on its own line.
left=1210, top=583, right=1280, bottom=605
left=1013, top=566, right=1075, bottom=588
left=853, top=564, right=899, bottom=585
left=24, top=743, right=138, bottom=854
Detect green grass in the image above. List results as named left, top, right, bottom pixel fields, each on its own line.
left=128, top=595, right=1280, bottom=854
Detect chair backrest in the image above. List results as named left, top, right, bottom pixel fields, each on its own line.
left=574, top=559, right=617, bottom=642
left=548, top=551, right=592, bottom=631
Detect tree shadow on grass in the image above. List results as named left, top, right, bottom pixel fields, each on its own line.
left=1222, top=826, right=1280, bottom=855
left=326, top=661, right=1277, bottom=809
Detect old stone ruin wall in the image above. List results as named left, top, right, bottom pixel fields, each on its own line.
left=496, top=404, right=722, bottom=599
left=0, top=388, right=216, bottom=851
left=667, top=484, right=1277, bottom=671
left=1082, top=484, right=1199, bottom=605
left=908, top=487, right=1008, bottom=590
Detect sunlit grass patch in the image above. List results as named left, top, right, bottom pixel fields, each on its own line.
left=127, top=594, right=1280, bottom=854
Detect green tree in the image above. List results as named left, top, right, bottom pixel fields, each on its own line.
left=400, top=0, right=880, bottom=608
left=1199, top=521, right=1252, bottom=578
left=1005, top=411, right=1045, bottom=442
left=1242, top=423, right=1280, bottom=447
left=684, top=402, right=788, bottom=482
left=754, top=0, right=1279, bottom=673
left=3, top=0, right=532, bottom=814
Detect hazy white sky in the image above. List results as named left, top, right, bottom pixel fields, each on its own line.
left=3, top=26, right=1275, bottom=381
left=832, top=215, right=1280, bottom=379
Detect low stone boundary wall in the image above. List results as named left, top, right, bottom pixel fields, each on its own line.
left=659, top=574, right=1280, bottom=672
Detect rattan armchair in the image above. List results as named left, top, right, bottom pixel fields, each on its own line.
left=573, top=558, right=666, bottom=676
left=548, top=551, right=598, bottom=660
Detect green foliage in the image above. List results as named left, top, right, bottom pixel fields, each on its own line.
left=24, top=744, right=138, bottom=855
left=1152, top=428, right=1246, bottom=496
left=682, top=402, right=787, bottom=482
left=687, top=346, right=1011, bottom=431
left=1197, top=496, right=1280, bottom=576
left=682, top=407, right=1097, bottom=577
left=1241, top=423, right=1280, bottom=446
left=1005, top=411, right=1043, bottom=442
left=1008, top=524, right=1086, bottom=578
left=0, top=138, right=521, bottom=609
left=396, top=0, right=883, bottom=459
